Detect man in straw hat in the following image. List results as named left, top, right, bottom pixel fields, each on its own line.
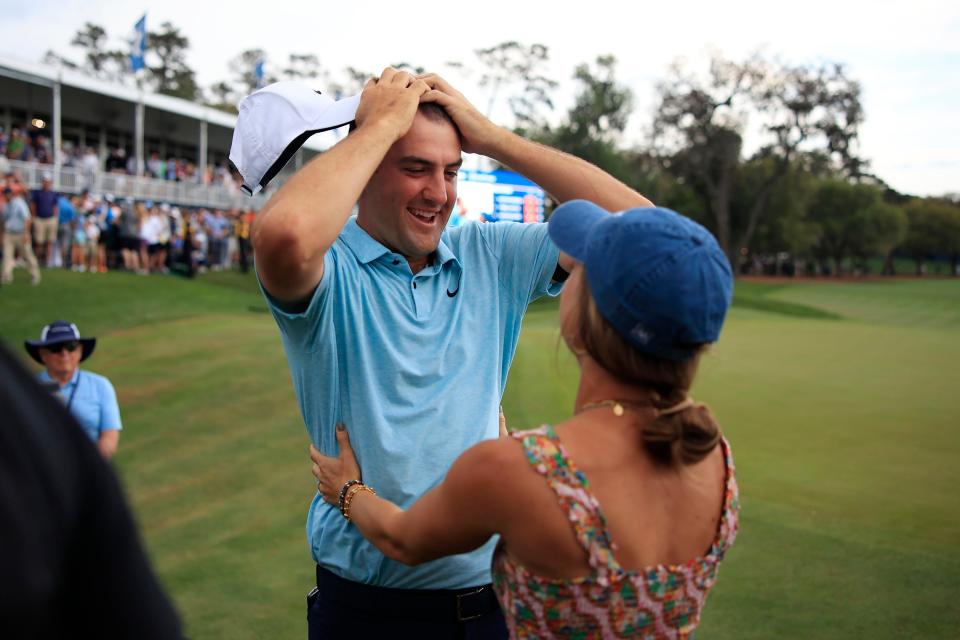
left=25, top=320, right=122, bottom=459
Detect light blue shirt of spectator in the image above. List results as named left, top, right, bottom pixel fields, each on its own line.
left=38, top=368, right=123, bottom=443
left=58, top=195, right=76, bottom=225
left=3, top=196, right=30, bottom=234
left=3, top=195, right=31, bottom=233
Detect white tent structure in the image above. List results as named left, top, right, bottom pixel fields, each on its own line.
left=0, top=54, right=333, bottom=208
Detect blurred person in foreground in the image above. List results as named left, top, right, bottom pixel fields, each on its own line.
left=249, top=67, right=650, bottom=638
left=2, top=183, right=41, bottom=285
left=0, top=343, right=182, bottom=638
left=25, top=321, right=122, bottom=459
left=313, top=200, right=738, bottom=639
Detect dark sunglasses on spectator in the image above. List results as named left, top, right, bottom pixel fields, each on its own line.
left=44, top=341, right=80, bottom=354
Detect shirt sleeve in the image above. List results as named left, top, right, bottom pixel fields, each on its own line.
left=478, top=221, right=563, bottom=306
left=99, top=377, right=123, bottom=432
left=257, top=248, right=337, bottom=353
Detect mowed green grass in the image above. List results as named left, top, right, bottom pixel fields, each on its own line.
left=2, top=271, right=959, bottom=638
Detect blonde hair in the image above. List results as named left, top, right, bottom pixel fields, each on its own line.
left=572, top=278, right=722, bottom=465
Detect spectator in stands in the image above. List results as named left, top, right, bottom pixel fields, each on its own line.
left=0, top=131, right=10, bottom=176
left=60, top=141, right=77, bottom=168
left=83, top=208, right=101, bottom=273
left=81, top=147, right=99, bottom=189
left=2, top=183, right=41, bottom=285
left=98, top=194, right=120, bottom=271
left=118, top=199, right=143, bottom=273
left=34, top=135, right=51, bottom=164
left=190, top=211, right=208, bottom=272
left=70, top=196, right=88, bottom=272
left=57, top=191, right=77, bottom=268
left=204, top=208, right=229, bottom=270
left=105, top=148, right=126, bottom=174
left=141, top=204, right=168, bottom=273
left=236, top=207, right=254, bottom=273
left=25, top=320, right=123, bottom=460
left=6, top=128, right=26, bottom=160
left=30, top=172, right=59, bottom=266
left=147, top=152, right=162, bottom=179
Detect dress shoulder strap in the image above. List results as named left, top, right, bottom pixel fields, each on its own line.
left=512, top=425, right=622, bottom=574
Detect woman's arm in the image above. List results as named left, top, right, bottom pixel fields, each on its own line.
left=312, top=426, right=514, bottom=565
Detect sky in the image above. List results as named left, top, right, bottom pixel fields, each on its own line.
left=1, top=0, right=957, bottom=197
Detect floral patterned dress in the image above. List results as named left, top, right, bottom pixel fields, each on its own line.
left=492, top=425, right=739, bottom=639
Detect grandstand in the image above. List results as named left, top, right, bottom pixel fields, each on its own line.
left=0, top=54, right=334, bottom=209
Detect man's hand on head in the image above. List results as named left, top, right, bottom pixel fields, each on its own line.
left=355, top=68, right=431, bottom=143
left=416, top=74, right=505, bottom=157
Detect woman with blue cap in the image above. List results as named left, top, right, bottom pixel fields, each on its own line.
left=312, top=200, right=738, bottom=638
left=25, top=320, right=123, bottom=459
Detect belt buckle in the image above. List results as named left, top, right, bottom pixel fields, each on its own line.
left=456, top=586, right=486, bottom=622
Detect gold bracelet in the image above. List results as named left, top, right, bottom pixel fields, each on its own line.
left=342, top=483, right=376, bottom=522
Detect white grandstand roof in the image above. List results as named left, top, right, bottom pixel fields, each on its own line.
left=0, top=52, right=332, bottom=151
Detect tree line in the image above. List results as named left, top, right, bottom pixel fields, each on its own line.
left=44, top=25, right=960, bottom=276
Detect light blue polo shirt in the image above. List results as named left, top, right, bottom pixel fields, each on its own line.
left=38, top=368, right=122, bottom=443
left=262, top=217, right=561, bottom=589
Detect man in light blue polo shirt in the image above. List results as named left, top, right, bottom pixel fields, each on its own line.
left=252, top=69, right=651, bottom=638
left=26, top=320, right=122, bottom=459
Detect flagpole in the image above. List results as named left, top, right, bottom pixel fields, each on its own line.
left=131, top=13, right=147, bottom=195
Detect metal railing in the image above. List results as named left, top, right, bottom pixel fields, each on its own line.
left=5, top=159, right=272, bottom=210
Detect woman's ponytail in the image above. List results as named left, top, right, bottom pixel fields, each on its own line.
left=643, top=392, right=721, bottom=465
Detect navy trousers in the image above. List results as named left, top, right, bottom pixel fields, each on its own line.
left=308, top=566, right=508, bottom=640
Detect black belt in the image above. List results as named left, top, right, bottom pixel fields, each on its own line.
left=314, top=565, right=500, bottom=623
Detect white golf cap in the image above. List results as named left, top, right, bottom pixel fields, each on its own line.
left=229, top=81, right=361, bottom=195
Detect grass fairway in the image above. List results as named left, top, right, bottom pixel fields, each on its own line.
left=2, top=271, right=959, bottom=638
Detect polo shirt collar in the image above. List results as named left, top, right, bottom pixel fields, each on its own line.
left=38, top=368, right=81, bottom=388
left=341, top=217, right=391, bottom=264
left=433, top=234, right=459, bottom=270
left=340, top=217, right=461, bottom=271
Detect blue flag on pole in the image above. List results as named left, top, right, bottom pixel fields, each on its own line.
left=130, top=14, right=147, bottom=72
left=254, top=59, right=265, bottom=89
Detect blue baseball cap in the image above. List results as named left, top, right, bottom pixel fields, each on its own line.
left=548, top=200, right=733, bottom=361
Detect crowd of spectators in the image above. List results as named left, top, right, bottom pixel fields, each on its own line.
left=1, top=168, right=256, bottom=281
left=0, top=124, right=242, bottom=189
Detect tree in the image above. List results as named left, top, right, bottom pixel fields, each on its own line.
left=535, top=56, right=634, bottom=185
left=390, top=61, right=425, bottom=75
left=652, top=55, right=760, bottom=262
left=282, top=53, right=325, bottom=83
left=851, top=201, right=907, bottom=275
left=329, top=67, right=373, bottom=98
left=229, top=48, right=273, bottom=95
left=206, top=81, right=238, bottom=114
left=474, top=41, right=557, bottom=131
left=807, top=179, right=893, bottom=276
left=147, top=22, right=198, bottom=99
left=48, top=22, right=128, bottom=81
left=70, top=23, right=110, bottom=74
left=42, top=50, right=78, bottom=71
left=738, top=156, right=821, bottom=263
left=743, top=61, right=865, bottom=256
left=901, top=199, right=960, bottom=275
left=652, top=53, right=866, bottom=266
